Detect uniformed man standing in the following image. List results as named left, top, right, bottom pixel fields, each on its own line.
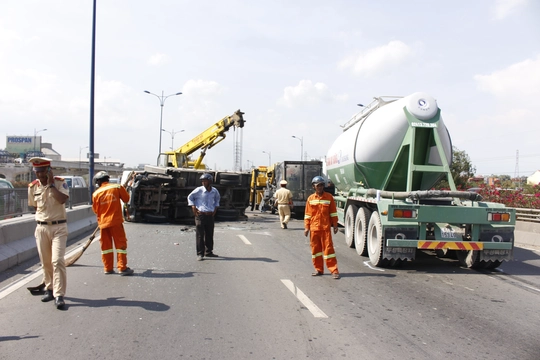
left=273, top=179, right=293, bottom=229
left=27, top=157, right=69, bottom=309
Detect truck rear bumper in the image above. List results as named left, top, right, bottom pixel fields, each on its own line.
left=386, top=239, right=513, bottom=250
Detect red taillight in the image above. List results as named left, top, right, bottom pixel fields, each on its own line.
left=488, top=212, right=511, bottom=222
left=393, top=209, right=417, bottom=218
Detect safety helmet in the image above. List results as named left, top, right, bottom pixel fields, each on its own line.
left=200, top=173, right=213, bottom=182
left=311, top=176, right=326, bottom=186
left=93, top=171, right=110, bottom=185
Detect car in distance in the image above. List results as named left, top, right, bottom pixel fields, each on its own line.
left=61, top=176, right=87, bottom=188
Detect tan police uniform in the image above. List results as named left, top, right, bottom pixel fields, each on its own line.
left=27, top=157, right=69, bottom=298
left=274, top=180, right=293, bottom=229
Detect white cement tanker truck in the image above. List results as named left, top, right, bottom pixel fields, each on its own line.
left=326, top=92, right=515, bottom=269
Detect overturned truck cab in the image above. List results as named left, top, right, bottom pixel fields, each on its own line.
left=122, top=165, right=251, bottom=223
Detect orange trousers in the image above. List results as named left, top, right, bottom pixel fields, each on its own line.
left=310, top=230, right=339, bottom=274
left=100, top=224, right=128, bottom=272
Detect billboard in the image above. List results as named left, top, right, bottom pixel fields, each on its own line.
left=6, top=136, right=40, bottom=154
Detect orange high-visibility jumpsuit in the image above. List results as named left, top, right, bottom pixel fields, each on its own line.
left=304, top=192, right=339, bottom=274
left=92, top=182, right=130, bottom=272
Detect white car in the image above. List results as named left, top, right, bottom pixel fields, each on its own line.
left=61, top=176, right=87, bottom=188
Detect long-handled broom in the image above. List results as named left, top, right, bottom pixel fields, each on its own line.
left=28, top=226, right=100, bottom=295
left=65, top=226, right=100, bottom=266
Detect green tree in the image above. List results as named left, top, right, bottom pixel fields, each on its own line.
left=450, top=146, right=476, bottom=189
left=434, top=146, right=475, bottom=190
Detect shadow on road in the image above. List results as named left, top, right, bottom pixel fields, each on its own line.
left=0, top=335, right=40, bottom=343
left=66, top=296, right=170, bottom=311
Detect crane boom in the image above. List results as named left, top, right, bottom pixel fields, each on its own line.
left=160, top=110, right=245, bottom=169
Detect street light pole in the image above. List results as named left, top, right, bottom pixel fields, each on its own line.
left=292, top=135, right=303, bottom=161
left=162, top=128, right=184, bottom=150
left=79, top=146, right=89, bottom=169
left=34, top=128, right=47, bottom=152
left=144, top=90, right=182, bottom=164
left=262, top=151, right=271, bottom=167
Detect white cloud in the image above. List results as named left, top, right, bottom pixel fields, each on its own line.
left=183, top=79, right=224, bottom=97
left=147, top=53, right=171, bottom=66
left=491, top=0, right=528, bottom=20
left=338, top=40, right=413, bottom=77
left=474, top=54, right=540, bottom=101
left=278, top=80, right=349, bottom=108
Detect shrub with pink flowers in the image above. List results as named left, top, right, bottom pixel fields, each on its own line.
left=473, top=185, right=540, bottom=209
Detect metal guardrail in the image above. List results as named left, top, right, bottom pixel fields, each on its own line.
left=0, top=187, right=90, bottom=220
left=515, top=208, right=540, bottom=223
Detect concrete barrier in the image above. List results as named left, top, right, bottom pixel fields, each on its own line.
left=0, top=205, right=97, bottom=272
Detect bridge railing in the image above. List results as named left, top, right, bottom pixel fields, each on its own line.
left=515, top=208, right=540, bottom=223
left=0, top=187, right=90, bottom=220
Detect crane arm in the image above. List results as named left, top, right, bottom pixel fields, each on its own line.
left=164, top=110, right=245, bottom=168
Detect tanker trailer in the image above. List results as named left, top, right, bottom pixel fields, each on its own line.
left=326, top=92, right=515, bottom=269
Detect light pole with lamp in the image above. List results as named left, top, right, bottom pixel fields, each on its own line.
left=79, top=146, right=89, bottom=169
left=144, top=90, right=182, bottom=163
left=34, top=128, right=47, bottom=152
left=162, top=128, right=184, bottom=150
left=292, top=135, right=303, bottom=161
left=262, top=151, right=271, bottom=167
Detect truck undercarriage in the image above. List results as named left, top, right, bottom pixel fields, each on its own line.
left=123, top=166, right=251, bottom=224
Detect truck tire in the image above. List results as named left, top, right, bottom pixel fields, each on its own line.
left=456, top=250, right=482, bottom=268
left=216, top=209, right=239, bottom=221
left=220, top=179, right=239, bottom=185
left=344, top=205, right=357, bottom=248
left=367, top=211, right=388, bottom=267
left=354, top=207, right=371, bottom=256
left=219, top=173, right=240, bottom=181
left=482, top=260, right=502, bottom=269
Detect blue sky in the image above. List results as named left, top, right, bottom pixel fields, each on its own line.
left=1, top=0, right=539, bottom=177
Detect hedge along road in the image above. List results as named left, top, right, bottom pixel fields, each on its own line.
left=1, top=211, right=540, bottom=359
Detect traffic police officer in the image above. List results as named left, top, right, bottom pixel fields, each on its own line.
left=27, top=157, right=69, bottom=309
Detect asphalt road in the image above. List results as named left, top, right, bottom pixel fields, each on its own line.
left=1, top=211, right=539, bottom=360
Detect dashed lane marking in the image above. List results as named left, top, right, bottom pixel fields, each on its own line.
left=238, top=234, right=251, bottom=245
left=281, top=279, right=328, bottom=318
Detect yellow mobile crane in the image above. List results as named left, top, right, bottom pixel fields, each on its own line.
left=158, top=110, right=245, bottom=169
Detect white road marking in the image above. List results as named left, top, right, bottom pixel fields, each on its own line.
left=281, top=279, right=328, bottom=318
left=0, top=238, right=98, bottom=300
left=0, top=270, right=42, bottom=300
left=238, top=234, right=251, bottom=245
left=363, top=261, right=385, bottom=271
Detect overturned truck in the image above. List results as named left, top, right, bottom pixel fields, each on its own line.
left=122, top=166, right=251, bottom=223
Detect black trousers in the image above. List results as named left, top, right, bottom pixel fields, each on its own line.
left=195, top=214, right=215, bottom=256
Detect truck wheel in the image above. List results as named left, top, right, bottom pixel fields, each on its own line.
left=354, top=207, right=371, bottom=256
left=220, top=179, right=239, bottom=185
left=456, top=250, right=482, bottom=268
left=220, top=173, right=240, bottom=181
left=367, top=211, right=388, bottom=267
left=344, top=205, right=357, bottom=248
left=483, top=260, right=502, bottom=269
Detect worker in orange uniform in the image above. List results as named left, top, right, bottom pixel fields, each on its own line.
left=92, top=171, right=134, bottom=276
left=304, top=176, right=340, bottom=279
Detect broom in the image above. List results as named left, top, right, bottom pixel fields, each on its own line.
left=28, top=226, right=100, bottom=294
left=65, top=226, right=100, bottom=266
